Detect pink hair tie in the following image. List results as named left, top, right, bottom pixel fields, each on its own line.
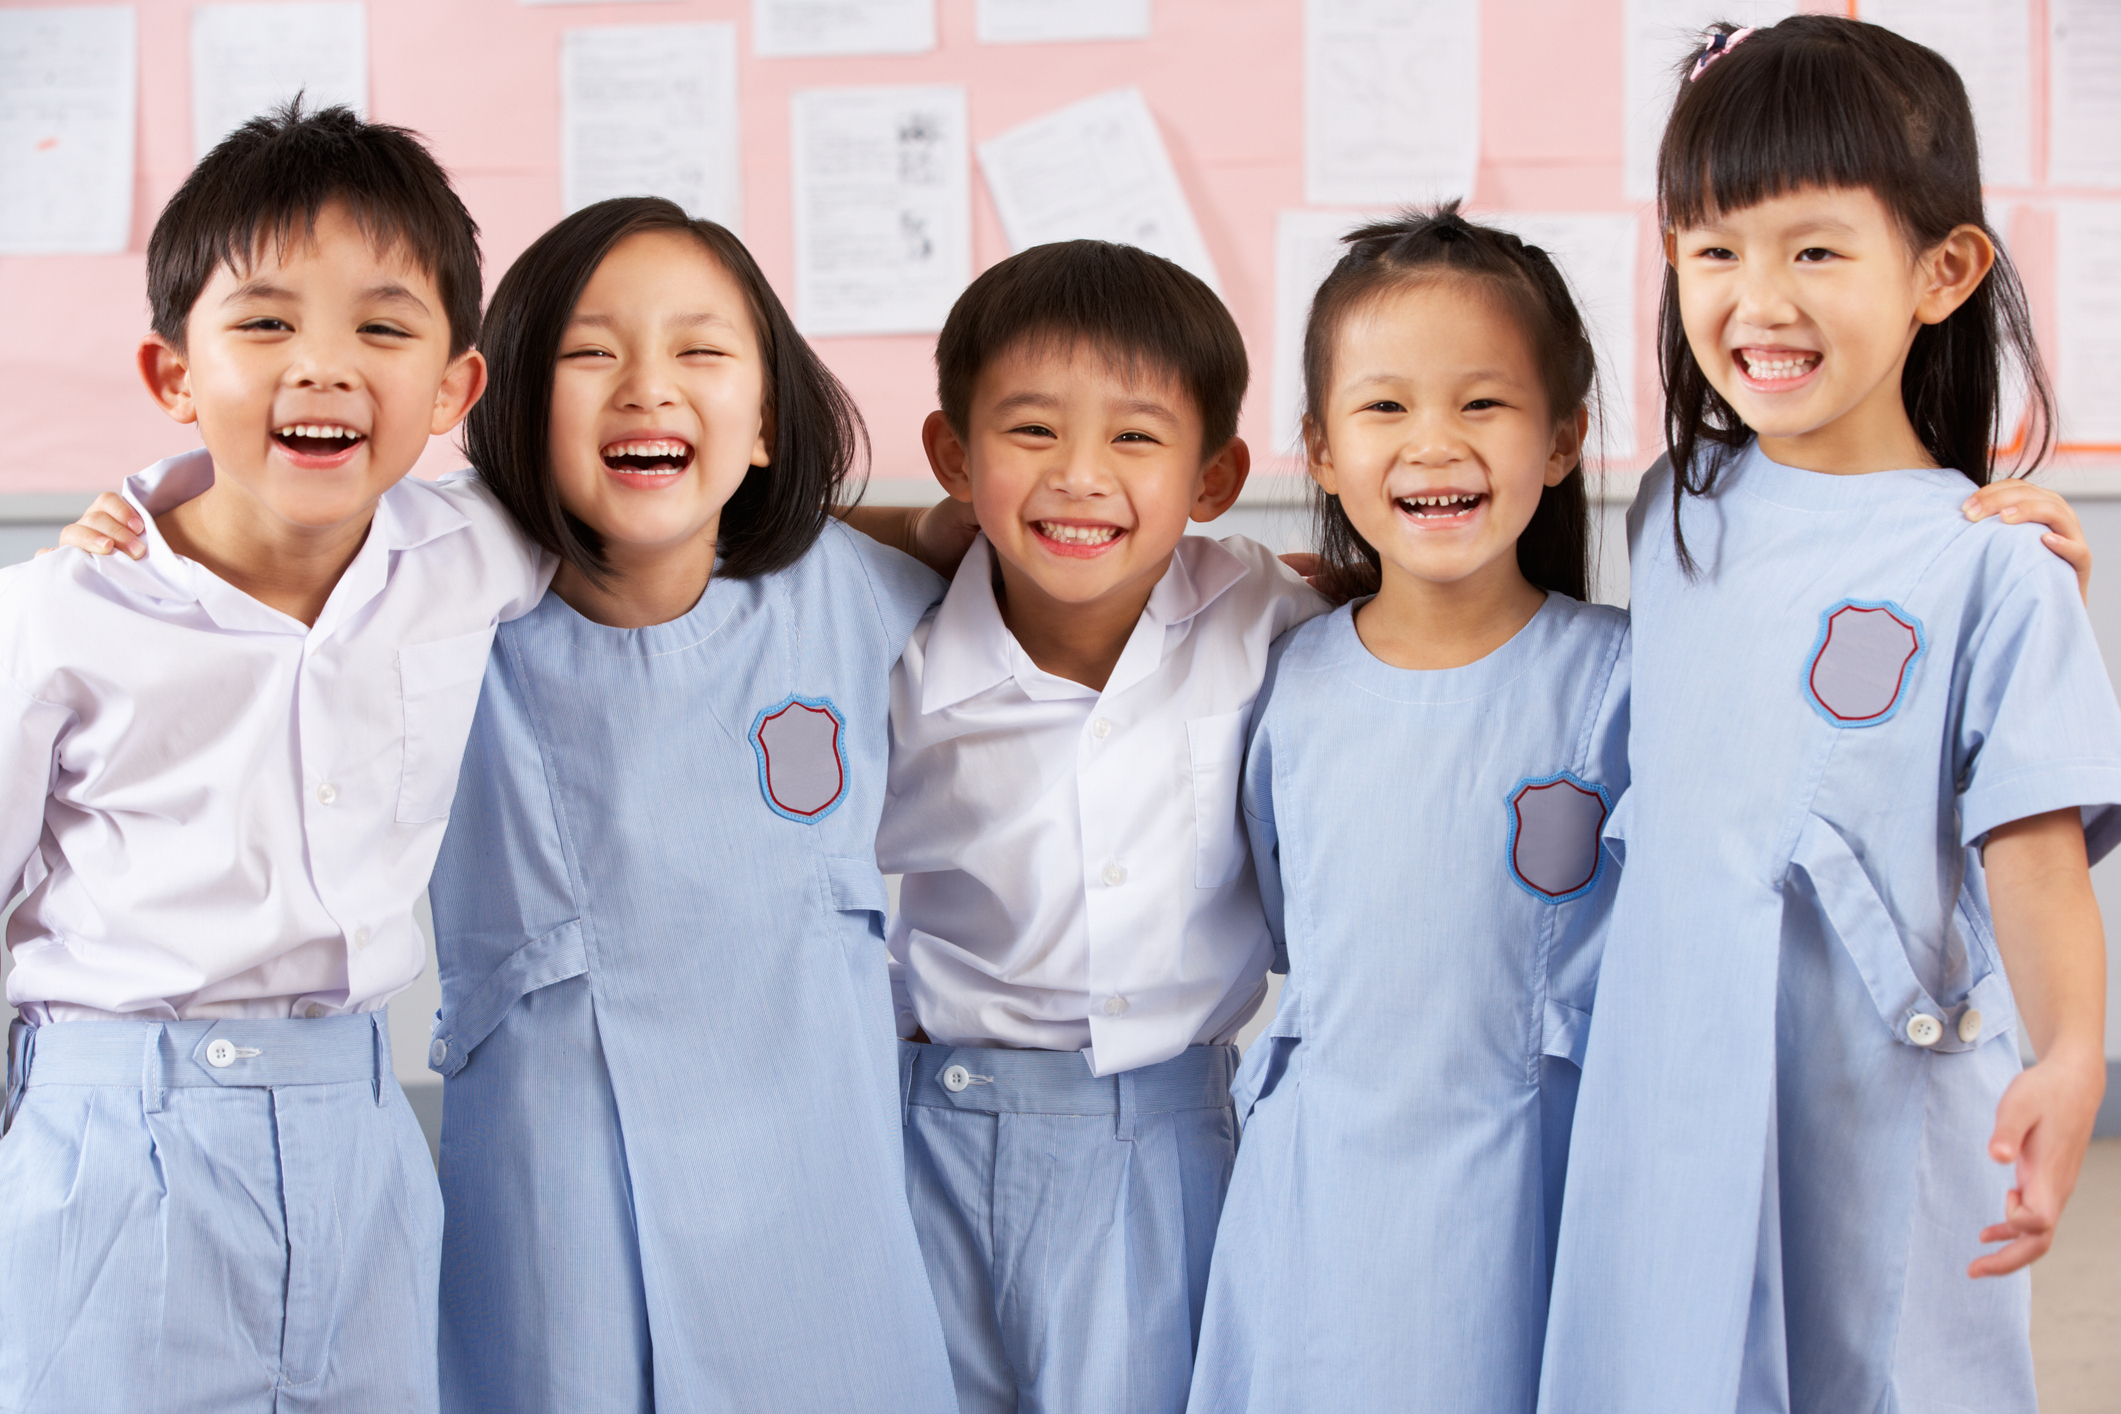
left=1689, top=26, right=1755, bottom=82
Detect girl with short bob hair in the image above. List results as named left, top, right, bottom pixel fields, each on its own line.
left=1543, top=19, right=2119, bottom=1414
left=425, top=196, right=961, bottom=1414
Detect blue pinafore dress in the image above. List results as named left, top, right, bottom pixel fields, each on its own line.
left=1541, top=445, right=2121, bottom=1414
left=424, top=522, right=957, bottom=1414
left=1189, top=592, right=1630, bottom=1413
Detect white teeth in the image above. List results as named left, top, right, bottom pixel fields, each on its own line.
left=1397, top=493, right=1481, bottom=513
left=605, top=440, right=690, bottom=460
left=1741, top=352, right=1819, bottom=381
left=277, top=424, right=360, bottom=440
left=1037, top=521, right=1121, bottom=546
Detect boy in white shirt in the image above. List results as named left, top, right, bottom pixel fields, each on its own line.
left=0, top=106, right=546, bottom=1411
left=879, top=241, right=1325, bottom=1414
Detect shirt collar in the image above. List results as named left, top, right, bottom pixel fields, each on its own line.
left=918, top=532, right=1255, bottom=713
left=110, top=450, right=475, bottom=637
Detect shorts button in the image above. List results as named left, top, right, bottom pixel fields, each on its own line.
left=205, top=1038, right=237, bottom=1068
left=941, top=1064, right=971, bottom=1093
left=1906, top=1014, right=1943, bottom=1047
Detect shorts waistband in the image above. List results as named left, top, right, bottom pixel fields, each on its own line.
left=898, top=1040, right=1236, bottom=1121
left=8, top=1014, right=396, bottom=1119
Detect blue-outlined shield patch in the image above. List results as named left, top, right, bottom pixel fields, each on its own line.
left=751, top=696, right=848, bottom=823
left=1507, top=773, right=1611, bottom=904
left=1806, top=600, right=1925, bottom=728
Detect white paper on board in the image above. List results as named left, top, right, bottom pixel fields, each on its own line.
left=0, top=6, right=135, bottom=256
left=2056, top=203, right=2121, bottom=446
left=754, top=0, right=934, bottom=58
left=192, top=3, right=367, bottom=161
left=978, top=88, right=1216, bottom=291
left=1270, top=210, right=1382, bottom=456
left=562, top=24, right=741, bottom=230
left=1860, top=0, right=2029, bottom=188
left=1304, top=0, right=1477, bottom=208
left=1623, top=0, right=1796, bottom=202
left=791, top=85, right=970, bottom=337
left=977, top=0, right=1149, bottom=45
left=2051, top=0, right=2121, bottom=188
left=1475, top=212, right=1642, bottom=462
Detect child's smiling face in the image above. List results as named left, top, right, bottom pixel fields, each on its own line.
left=1310, top=277, right=1581, bottom=597
left=546, top=229, right=770, bottom=571
left=1668, top=184, right=1992, bottom=472
left=930, top=339, right=1246, bottom=621
left=140, top=199, right=482, bottom=535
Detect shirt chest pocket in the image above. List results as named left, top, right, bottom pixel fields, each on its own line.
left=1187, top=709, right=1250, bottom=888
left=396, top=626, right=498, bottom=824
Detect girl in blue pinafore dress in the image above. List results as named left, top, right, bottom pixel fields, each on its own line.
left=1541, top=19, right=2121, bottom=1414
left=1189, top=208, right=1628, bottom=1413
left=421, top=200, right=959, bottom=1413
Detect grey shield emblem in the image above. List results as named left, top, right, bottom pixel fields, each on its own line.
left=1807, top=601, right=1924, bottom=726
left=1508, top=775, right=1610, bottom=903
left=751, top=697, right=847, bottom=822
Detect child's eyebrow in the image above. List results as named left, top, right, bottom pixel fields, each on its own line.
left=989, top=390, right=1180, bottom=424
left=565, top=311, right=740, bottom=332
left=359, top=281, right=433, bottom=313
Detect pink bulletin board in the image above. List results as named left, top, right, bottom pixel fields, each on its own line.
left=2, top=0, right=2114, bottom=504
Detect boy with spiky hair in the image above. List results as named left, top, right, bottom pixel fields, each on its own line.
left=0, top=105, right=547, bottom=1411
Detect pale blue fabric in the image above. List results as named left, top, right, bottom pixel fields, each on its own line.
left=900, top=1039, right=1237, bottom=1414
left=1542, top=444, right=2121, bottom=1414
left=1190, top=592, right=1630, bottom=1414
left=0, top=1013, right=440, bottom=1413
left=427, top=522, right=958, bottom=1414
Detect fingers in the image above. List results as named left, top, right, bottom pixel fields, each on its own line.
left=1969, top=1228, right=2053, bottom=1279
left=66, top=508, right=145, bottom=559
left=1963, top=481, right=2083, bottom=539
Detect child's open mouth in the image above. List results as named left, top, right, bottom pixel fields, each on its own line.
left=1735, top=348, right=1821, bottom=386
left=1032, top=520, right=1125, bottom=557
left=273, top=423, right=367, bottom=462
left=602, top=438, right=694, bottom=477
left=1395, top=492, right=1485, bottom=521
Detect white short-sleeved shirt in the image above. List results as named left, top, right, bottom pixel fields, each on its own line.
left=0, top=450, right=553, bottom=1021
left=879, top=532, right=1328, bottom=1077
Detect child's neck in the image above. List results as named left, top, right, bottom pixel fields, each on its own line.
left=1756, top=362, right=1936, bottom=476
left=157, top=481, right=373, bottom=628
left=993, top=551, right=1169, bottom=694
left=552, top=524, right=718, bottom=630
left=1356, top=555, right=1547, bottom=672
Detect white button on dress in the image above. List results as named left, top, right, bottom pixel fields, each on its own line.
left=1906, top=1014, right=1943, bottom=1047
left=1958, top=1009, right=1983, bottom=1043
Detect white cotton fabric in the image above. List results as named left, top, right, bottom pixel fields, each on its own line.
left=880, top=532, right=1327, bottom=1078
left=0, top=451, right=550, bottom=1022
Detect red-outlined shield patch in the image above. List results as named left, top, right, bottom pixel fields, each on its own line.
left=1806, top=600, right=1925, bottom=728
left=1506, top=773, right=1611, bottom=904
left=750, top=696, right=848, bottom=823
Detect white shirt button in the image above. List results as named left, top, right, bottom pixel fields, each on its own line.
left=941, top=1064, right=971, bottom=1093
left=1101, top=863, right=1127, bottom=887
left=1091, top=718, right=1113, bottom=739
left=1103, top=995, right=1129, bottom=1016
left=303, top=1003, right=327, bottom=1019
left=429, top=1038, right=449, bottom=1067
left=205, top=1038, right=237, bottom=1068
left=353, top=927, right=371, bottom=950
left=316, top=783, right=338, bottom=805
left=1906, top=1014, right=1943, bottom=1047
left=1958, top=1008, right=1984, bottom=1043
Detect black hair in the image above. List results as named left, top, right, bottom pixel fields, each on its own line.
left=1302, top=203, right=1596, bottom=604
left=935, top=240, right=1247, bottom=458
left=466, top=196, right=862, bottom=583
left=1657, top=15, right=2055, bottom=569
left=147, top=99, right=482, bottom=356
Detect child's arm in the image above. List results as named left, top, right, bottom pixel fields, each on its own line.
left=51, top=492, right=144, bottom=559
left=1963, top=481, right=2091, bottom=604
left=836, top=499, right=980, bottom=579
left=1969, top=806, right=2107, bottom=1277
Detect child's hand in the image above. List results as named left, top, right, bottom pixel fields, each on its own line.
left=1970, top=1044, right=2105, bottom=1277
left=1277, top=551, right=1323, bottom=587
left=47, top=493, right=146, bottom=559
left=907, top=496, right=981, bottom=577
left=1963, top=481, right=2090, bottom=605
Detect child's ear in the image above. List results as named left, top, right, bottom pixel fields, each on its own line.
left=138, top=335, right=196, bottom=425
left=1546, top=405, right=1590, bottom=487
left=1190, top=436, right=1252, bottom=523
left=1304, top=416, right=1339, bottom=497
left=430, top=350, right=488, bottom=435
left=1917, top=223, right=1996, bottom=327
left=923, top=411, right=974, bottom=502
left=751, top=402, right=774, bottom=469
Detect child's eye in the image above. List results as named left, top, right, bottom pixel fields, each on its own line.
left=560, top=348, right=614, bottom=361
left=1114, top=431, right=1158, bottom=444
left=1695, top=246, right=1736, bottom=261
left=1009, top=423, right=1056, bottom=438
left=358, top=322, right=411, bottom=338
left=1795, top=247, right=1836, bottom=263
left=236, top=318, right=291, bottom=333
left=1360, top=400, right=1405, bottom=414
left=1464, top=398, right=1503, bottom=412
left=681, top=346, right=727, bottom=358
